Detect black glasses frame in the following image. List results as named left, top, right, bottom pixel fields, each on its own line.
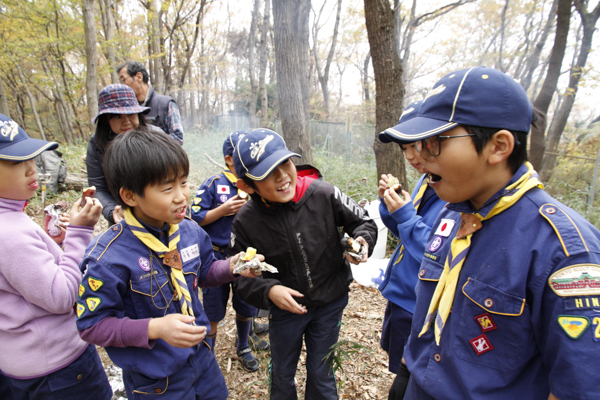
left=415, top=134, right=475, bottom=157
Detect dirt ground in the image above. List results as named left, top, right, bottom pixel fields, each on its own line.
left=97, top=282, right=393, bottom=400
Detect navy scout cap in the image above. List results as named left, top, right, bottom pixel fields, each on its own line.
left=0, top=114, right=58, bottom=161
left=234, top=128, right=300, bottom=181
left=388, top=66, right=533, bottom=142
left=223, top=130, right=246, bottom=158
left=379, top=100, right=423, bottom=144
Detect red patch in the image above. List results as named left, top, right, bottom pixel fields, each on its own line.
left=469, top=334, right=494, bottom=355
left=474, top=312, right=497, bottom=332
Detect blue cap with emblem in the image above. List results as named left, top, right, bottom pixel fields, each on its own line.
left=379, top=100, right=423, bottom=144
left=233, top=128, right=300, bottom=181
left=387, top=66, right=533, bottom=142
left=223, top=130, right=246, bottom=157
left=0, top=113, right=58, bottom=161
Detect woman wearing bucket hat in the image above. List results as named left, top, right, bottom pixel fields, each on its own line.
left=86, top=84, right=164, bottom=224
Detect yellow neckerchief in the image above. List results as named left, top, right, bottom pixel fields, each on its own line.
left=222, top=169, right=237, bottom=184
left=419, top=162, right=543, bottom=345
left=124, top=208, right=180, bottom=256
left=394, top=176, right=431, bottom=265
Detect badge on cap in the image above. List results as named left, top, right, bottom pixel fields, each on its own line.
left=558, top=315, right=590, bottom=339
left=86, top=297, right=102, bottom=312
left=76, top=302, right=86, bottom=318
left=434, top=219, right=455, bottom=237
left=88, top=277, right=104, bottom=292
left=474, top=312, right=497, bottom=332
left=217, top=185, right=230, bottom=195
left=0, top=120, right=20, bottom=141
left=469, top=334, right=494, bottom=355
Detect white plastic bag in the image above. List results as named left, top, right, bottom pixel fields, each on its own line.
left=350, top=258, right=390, bottom=288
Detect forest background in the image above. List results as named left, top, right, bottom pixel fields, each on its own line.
left=1, top=0, right=600, bottom=227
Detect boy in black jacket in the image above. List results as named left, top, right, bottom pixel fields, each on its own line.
left=230, top=129, right=378, bottom=399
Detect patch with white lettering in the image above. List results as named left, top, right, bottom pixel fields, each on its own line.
left=474, top=312, right=497, bottom=332
left=428, top=236, right=443, bottom=253
left=86, top=297, right=102, bottom=313
left=76, top=302, right=85, bottom=318
left=564, top=297, right=600, bottom=311
left=558, top=315, right=590, bottom=339
left=469, top=334, right=494, bottom=355
left=88, top=277, right=104, bottom=292
left=548, top=264, right=600, bottom=297
left=434, top=219, right=455, bottom=237
left=181, top=244, right=200, bottom=263
left=591, top=315, right=600, bottom=342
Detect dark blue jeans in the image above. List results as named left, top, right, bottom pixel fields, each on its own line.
left=269, top=293, right=348, bottom=400
left=5, top=344, right=112, bottom=400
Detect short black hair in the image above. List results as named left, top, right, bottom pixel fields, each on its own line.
left=115, top=61, right=149, bottom=84
left=94, top=113, right=148, bottom=150
left=464, top=107, right=546, bottom=174
left=241, top=176, right=258, bottom=191
left=104, top=127, right=189, bottom=209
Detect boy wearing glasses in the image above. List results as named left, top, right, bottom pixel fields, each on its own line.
left=396, top=67, right=600, bottom=400
left=377, top=100, right=446, bottom=400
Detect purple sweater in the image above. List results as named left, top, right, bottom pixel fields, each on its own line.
left=0, top=198, right=94, bottom=378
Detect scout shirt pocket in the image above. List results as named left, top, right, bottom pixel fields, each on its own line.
left=130, top=254, right=174, bottom=318
left=411, top=258, right=445, bottom=334
left=453, top=278, right=535, bottom=372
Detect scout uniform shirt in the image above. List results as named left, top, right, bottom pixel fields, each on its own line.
left=75, top=218, right=217, bottom=379
left=191, top=170, right=242, bottom=251
left=404, top=163, right=600, bottom=400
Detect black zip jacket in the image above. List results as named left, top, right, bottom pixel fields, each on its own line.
left=229, top=165, right=378, bottom=309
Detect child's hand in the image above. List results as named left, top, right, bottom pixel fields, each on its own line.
left=383, top=187, right=411, bottom=214
left=378, top=174, right=392, bottom=199
left=148, top=314, right=207, bottom=348
left=345, top=236, right=369, bottom=264
left=220, top=195, right=246, bottom=216
left=69, top=197, right=103, bottom=227
left=229, top=252, right=264, bottom=277
left=48, top=212, right=69, bottom=245
left=268, top=285, right=307, bottom=314
left=113, top=206, right=123, bottom=223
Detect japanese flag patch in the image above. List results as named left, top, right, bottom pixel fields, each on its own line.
left=434, top=218, right=455, bottom=237
left=217, top=185, right=230, bottom=195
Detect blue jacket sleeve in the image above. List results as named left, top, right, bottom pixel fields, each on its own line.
left=190, top=176, right=218, bottom=225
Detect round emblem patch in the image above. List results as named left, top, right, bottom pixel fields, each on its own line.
left=429, top=236, right=443, bottom=253
left=220, top=194, right=228, bottom=203
left=138, top=257, right=151, bottom=271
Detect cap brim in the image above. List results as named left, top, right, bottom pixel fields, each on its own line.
left=0, top=138, right=58, bottom=161
left=382, top=117, right=459, bottom=142
left=246, top=149, right=301, bottom=181
left=92, top=105, right=151, bottom=123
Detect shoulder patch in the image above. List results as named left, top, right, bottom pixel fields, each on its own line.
left=88, top=277, right=104, bottom=291
left=78, top=284, right=85, bottom=297
left=539, top=203, right=589, bottom=257
left=76, top=302, right=86, bottom=318
left=558, top=315, right=590, bottom=339
left=86, top=297, right=102, bottom=312
left=548, top=264, right=600, bottom=297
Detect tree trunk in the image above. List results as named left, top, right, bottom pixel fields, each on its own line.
left=529, top=0, right=571, bottom=171
left=258, top=0, right=271, bottom=127
left=16, top=65, right=46, bottom=140
left=149, top=0, right=164, bottom=93
left=100, top=0, right=118, bottom=83
left=363, top=52, right=370, bottom=101
left=363, top=0, right=406, bottom=186
left=540, top=0, right=600, bottom=181
left=0, top=77, right=10, bottom=118
left=83, top=0, right=98, bottom=127
left=248, top=0, right=261, bottom=128
left=272, top=0, right=313, bottom=164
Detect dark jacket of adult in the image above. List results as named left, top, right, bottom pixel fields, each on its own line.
left=144, top=87, right=174, bottom=136
left=229, top=165, right=378, bottom=309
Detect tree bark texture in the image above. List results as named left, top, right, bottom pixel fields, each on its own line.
left=17, top=65, right=46, bottom=141
left=83, top=0, right=98, bottom=126
left=149, top=0, right=164, bottom=93
left=529, top=0, right=570, bottom=170
left=272, top=0, right=313, bottom=164
left=363, top=0, right=406, bottom=186
left=258, top=0, right=271, bottom=126
left=100, top=0, right=119, bottom=84
left=248, top=0, right=261, bottom=128
left=540, top=0, right=600, bottom=182
left=0, top=78, right=10, bottom=118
